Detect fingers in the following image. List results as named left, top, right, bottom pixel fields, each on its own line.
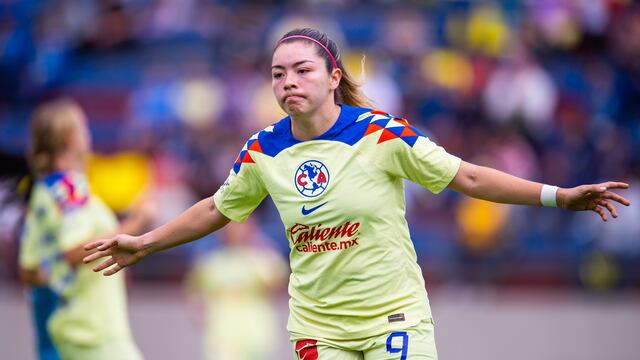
left=84, top=240, right=104, bottom=251
left=84, top=238, right=118, bottom=252
left=97, top=239, right=118, bottom=251
left=93, top=257, right=116, bottom=272
left=83, top=238, right=122, bottom=264
left=87, top=253, right=126, bottom=275
left=598, top=200, right=618, bottom=219
left=588, top=184, right=607, bottom=193
left=602, top=191, right=631, bottom=206
left=587, top=182, right=629, bottom=194
left=592, top=206, right=608, bottom=222
left=602, top=181, right=629, bottom=190
left=83, top=249, right=110, bottom=264
left=104, top=264, right=123, bottom=276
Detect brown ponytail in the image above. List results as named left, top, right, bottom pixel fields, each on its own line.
left=277, top=28, right=373, bottom=109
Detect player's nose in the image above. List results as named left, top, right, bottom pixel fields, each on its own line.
left=284, top=72, right=298, bottom=90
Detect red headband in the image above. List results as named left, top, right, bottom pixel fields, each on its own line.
left=278, top=35, right=339, bottom=70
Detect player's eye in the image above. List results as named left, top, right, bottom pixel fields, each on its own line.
left=272, top=72, right=284, bottom=79
left=298, top=69, right=309, bottom=74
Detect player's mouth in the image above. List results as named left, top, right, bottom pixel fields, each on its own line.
left=284, top=94, right=305, bottom=102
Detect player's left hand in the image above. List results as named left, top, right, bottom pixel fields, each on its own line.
left=557, top=182, right=631, bottom=221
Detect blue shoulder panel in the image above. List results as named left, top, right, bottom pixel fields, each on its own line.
left=231, top=105, right=427, bottom=174
left=40, top=172, right=89, bottom=213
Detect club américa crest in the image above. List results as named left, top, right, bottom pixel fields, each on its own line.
left=294, top=160, right=330, bottom=197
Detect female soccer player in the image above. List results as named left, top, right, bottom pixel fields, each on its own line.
left=19, top=99, right=152, bottom=360
left=84, top=28, right=630, bottom=359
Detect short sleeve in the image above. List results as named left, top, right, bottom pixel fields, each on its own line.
left=378, top=135, right=461, bottom=194
left=213, top=159, right=268, bottom=223
left=49, top=173, right=95, bottom=251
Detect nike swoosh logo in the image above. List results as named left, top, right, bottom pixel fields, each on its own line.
left=301, top=202, right=328, bottom=216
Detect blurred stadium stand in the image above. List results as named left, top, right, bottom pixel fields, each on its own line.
left=2, top=1, right=640, bottom=359
left=1, top=0, right=639, bottom=290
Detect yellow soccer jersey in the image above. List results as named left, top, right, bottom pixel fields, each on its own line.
left=214, top=105, right=461, bottom=340
left=19, top=171, right=138, bottom=353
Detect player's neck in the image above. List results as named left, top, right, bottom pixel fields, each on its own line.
left=290, top=101, right=340, bottom=141
left=54, top=151, right=86, bottom=173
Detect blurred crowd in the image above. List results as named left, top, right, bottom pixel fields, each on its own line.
left=1, top=0, right=639, bottom=290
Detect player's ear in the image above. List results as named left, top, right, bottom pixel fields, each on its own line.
left=329, top=68, right=342, bottom=91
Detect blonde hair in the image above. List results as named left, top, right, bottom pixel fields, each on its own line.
left=277, top=28, right=373, bottom=108
left=28, top=98, right=85, bottom=177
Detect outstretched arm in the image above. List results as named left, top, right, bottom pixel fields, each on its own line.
left=83, top=196, right=230, bottom=276
left=448, top=161, right=631, bottom=221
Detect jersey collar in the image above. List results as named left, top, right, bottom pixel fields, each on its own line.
left=278, top=104, right=360, bottom=144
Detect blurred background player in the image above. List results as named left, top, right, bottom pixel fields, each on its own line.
left=18, top=98, right=154, bottom=360
left=185, top=218, right=287, bottom=360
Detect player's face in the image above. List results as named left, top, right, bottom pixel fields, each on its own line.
left=271, top=41, right=338, bottom=116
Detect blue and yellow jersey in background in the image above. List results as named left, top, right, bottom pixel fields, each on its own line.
left=19, top=171, right=139, bottom=358
left=214, top=104, right=461, bottom=340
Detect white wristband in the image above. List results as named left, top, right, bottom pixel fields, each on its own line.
left=540, top=184, right=559, bottom=207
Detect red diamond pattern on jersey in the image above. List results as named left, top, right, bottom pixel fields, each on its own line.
left=357, top=110, right=424, bottom=147
left=233, top=138, right=264, bottom=174
left=233, top=124, right=275, bottom=174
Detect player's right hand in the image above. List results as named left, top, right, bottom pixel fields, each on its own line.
left=83, top=234, right=146, bottom=276
left=557, top=181, right=630, bottom=221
